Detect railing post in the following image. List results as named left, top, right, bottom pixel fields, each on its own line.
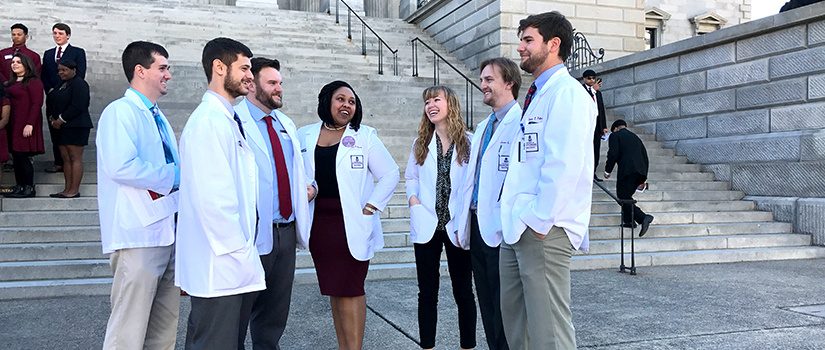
left=361, top=23, right=366, bottom=56
left=378, top=45, right=383, bottom=75
left=347, top=9, right=351, bottom=41
left=335, top=0, right=339, bottom=24
left=433, top=53, right=438, bottom=86
left=412, top=40, right=418, bottom=77
left=394, top=52, right=398, bottom=76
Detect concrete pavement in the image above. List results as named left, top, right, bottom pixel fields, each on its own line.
left=2, top=259, right=824, bottom=349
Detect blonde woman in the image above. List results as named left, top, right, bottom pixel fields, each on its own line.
left=405, top=85, right=476, bottom=350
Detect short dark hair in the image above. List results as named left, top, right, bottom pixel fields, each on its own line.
left=122, top=41, right=169, bottom=82
left=201, top=37, right=253, bottom=82
left=518, top=11, right=573, bottom=61
left=52, top=23, right=71, bottom=36
left=317, top=80, right=363, bottom=132
left=479, top=57, right=523, bottom=100
left=11, top=23, right=28, bottom=35
left=251, top=57, right=280, bottom=80
left=611, top=119, right=627, bottom=131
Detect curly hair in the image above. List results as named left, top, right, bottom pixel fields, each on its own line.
left=413, top=85, right=470, bottom=166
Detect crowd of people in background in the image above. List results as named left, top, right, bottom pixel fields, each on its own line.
left=3, top=10, right=622, bottom=350
left=0, top=22, right=90, bottom=198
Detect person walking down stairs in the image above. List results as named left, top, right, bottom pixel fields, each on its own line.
left=604, top=119, right=654, bottom=237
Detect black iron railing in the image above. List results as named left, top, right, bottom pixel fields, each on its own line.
left=333, top=0, right=398, bottom=75
left=593, top=179, right=639, bottom=275
left=411, top=37, right=481, bottom=128
left=566, top=31, right=604, bottom=72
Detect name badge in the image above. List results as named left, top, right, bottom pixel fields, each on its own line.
left=3, top=54, right=11, bottom=60
left=350, top=155, right=364, bottom=169
left=524, top=132, right=539, bottom=153
left=498, top=154, right=509, bottom=172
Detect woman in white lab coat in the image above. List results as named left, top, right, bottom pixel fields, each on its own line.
left=405, top=85, right=476, bottom=350
left=297, top=80, right=399, bottom=350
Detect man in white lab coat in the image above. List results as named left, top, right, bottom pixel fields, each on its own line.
left=457, top=57, right=522, bottom=350
left=97, top=41, right=179, bottom=350
left=499, top=12, right=596, bottom=350
left=176, top=37, right=263, bottom=350
left=235, top=57, right=315, bottom=349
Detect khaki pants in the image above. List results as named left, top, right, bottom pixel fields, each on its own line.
left=500, top=226, right=576, bottom=350
left=103, top=245, right=179, bottom=350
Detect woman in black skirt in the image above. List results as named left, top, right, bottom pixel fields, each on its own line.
left=46, top=58, right=92, bottom=198
left=297, top=81, right=399, bottom=350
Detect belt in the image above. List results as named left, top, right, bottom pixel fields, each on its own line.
left=273, top=221, right=294, bottom=228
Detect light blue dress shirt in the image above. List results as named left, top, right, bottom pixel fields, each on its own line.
left=129, top=88, right=179, bottom=189
left=245, top=99, right=294, bottom=223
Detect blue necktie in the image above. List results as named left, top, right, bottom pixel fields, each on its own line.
left=472, top=112, right=496, bottom=205
left=151, top=106, right=176, bottom=165
left=234, top=113, right=246, bottom=140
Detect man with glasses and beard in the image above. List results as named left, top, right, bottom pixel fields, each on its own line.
left=235, top=57, right=315, bottom=349
left=176, top=37, right=264, bottom=350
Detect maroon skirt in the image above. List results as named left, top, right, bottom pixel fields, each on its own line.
left=310, top=197, right=370, bottom=297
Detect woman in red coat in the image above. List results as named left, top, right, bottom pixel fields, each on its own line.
left=3, top=53, right=44, bottom=198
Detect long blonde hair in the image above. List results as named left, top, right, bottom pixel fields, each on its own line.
left=414, top=86, right=470, bottom=166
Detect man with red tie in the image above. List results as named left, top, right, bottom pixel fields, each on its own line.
left=42, top=23, right=86, bottom=173
left=0, top=23, right=41, bottom=81
left=235, top=57, right=315, bottom=349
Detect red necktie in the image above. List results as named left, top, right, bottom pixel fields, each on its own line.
left=265, top=116, right=292, bottom=220
left=56, top=46, right=62, bottom=62
left=522, top=83, right=537, bottom=118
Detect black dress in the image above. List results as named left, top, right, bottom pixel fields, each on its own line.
left=46, top=76, right=92, bottom=146
left=309, top=143, right=370, bottom=297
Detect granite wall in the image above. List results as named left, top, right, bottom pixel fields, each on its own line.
left=579, top=2, right=825, bottom=245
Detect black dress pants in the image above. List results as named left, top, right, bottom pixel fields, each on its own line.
left=10, top=151, right=33, bottom=186
left=470, top=211, right=509, bottom=350
left=414, top=229, right=476, bottom=349
left=616, top=173, right=647, bottom=225
left=593, top=134, right=601, bottom=171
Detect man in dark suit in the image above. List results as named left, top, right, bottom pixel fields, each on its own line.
left=604, top=119, right=654, bottom=237
left=42, top=23, right=86, bottom=173
left=582, top=69, right=607, bottom=181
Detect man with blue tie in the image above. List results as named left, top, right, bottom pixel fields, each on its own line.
left=43, top=23, right=86, bottom=173
left=235, top=57, right=315, bottom=349
left=97, top=41, right=180, bottom=350
left=458, top=57, right=522, bottom=350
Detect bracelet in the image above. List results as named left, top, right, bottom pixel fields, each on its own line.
left=364, top=206, right=376, bottom=214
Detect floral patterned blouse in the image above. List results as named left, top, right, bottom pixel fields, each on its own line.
left=435, top=134, right=454, bottom=232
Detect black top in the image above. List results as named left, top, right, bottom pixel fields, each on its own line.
left=315, top=143, right=340, bottom=199
left=605, top=128, right=649, bottom=181
left=434, top=135, right=454, bottom=232
left=46, top=75, right=93, bottom=128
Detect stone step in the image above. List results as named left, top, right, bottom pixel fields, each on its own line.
left=0, top=242, right=104, bottom=262
left=591, top=200, right=756, bottom=213
left=0, top=197, right=98, bottom=212
left=0, top=211, right=100, bottom=227
left=0, top=259, right=110, bottom=282
left=0, top=278, right=113, bottom=300
left=571, top=246, right=825, bottom=270
left=592, top=190, right=744, bottom=202
left=588, top=221, right=792, bottom=240
left=582, top=234, right=812, bottom=255
left=0, top=172, right=98, bottom=185
left=0, top=226, right=101, bottom=244
left=589, top=211, right=773, bottom=227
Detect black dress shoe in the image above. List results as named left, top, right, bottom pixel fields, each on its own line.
left=594, top=175, right=604, bottom=182
left=44, top=165, right=63, bottom=173
left=2, top=185, right=22, bottom=197
left=639, top=215, right=654, bottom=237
left=6, top=185, right=35, bottom=198
left=620, top=222, right=637, bottom=228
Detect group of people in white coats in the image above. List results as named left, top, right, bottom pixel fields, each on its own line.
left=96, top=9, right=595, bottom=350
left=404, top=11, right=597, bottom=350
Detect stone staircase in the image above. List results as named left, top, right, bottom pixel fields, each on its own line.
left=1, top=0, right=824, bottom=299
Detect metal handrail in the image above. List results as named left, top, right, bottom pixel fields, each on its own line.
left=333, top=0, right=398, bottom=75
left=411, top=37, right=481, bottom=128
left=566, top=31, right=604, bottom=72
left=593, top=178, right=639, bottom=275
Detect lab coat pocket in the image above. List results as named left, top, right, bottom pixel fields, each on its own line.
left=513, top=193, right=537, bottom=219
left=212, top=240, right=262, bottom=292
left=408, top=204, right=426, bottom=242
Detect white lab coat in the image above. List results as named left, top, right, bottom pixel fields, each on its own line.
left=500, top=68, right=596, bottom=250
left=404, top=132, right=472, bottom=249
left=96, top=89, right=178, bottom=254
left=236, top=99, right=311, bottom=252
left=455, top=103, right=522, bottom=248
left=297, top=122, right=399, bottom=261
left=175, top=93, right=265, bottom=298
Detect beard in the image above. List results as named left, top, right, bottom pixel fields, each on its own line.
left=224, top=69, right=249, bottom=98
left=255, top=83, right=283, bottom=110
left=520, top=49, right=549, bottom=74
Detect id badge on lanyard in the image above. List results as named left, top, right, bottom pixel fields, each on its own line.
left=518, top=123, right=527, bottom=163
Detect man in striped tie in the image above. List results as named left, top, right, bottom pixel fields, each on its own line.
left=499, top=11, right=597, bottom=350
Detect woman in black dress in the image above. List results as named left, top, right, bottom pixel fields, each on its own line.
left=297, top=81, right=399, bottom=350
left=46, top=58, right=92, bottom=198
